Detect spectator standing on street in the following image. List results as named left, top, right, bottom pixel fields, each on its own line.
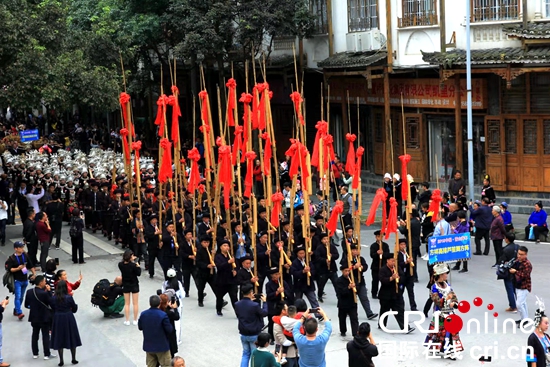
left=69, top=208, right=85, bottom=264
left=50, top=280, right=82, bottom=366
left=447, top=170, right=465, bottom=203
left=510, top=246, right=532, bottom=326
left=138, top=295, right=173, bottom=367
left=346, top=322, right=378, bottom=367
left=36, top=212, right=52, bottom=272
left=451, top=211, right=470, bottom=273
left=480, top=175, right=496, bottom=204
left=525, top=201, right=548, bottom=243
left=23, top=208, right=39, bottom=267
left=470, top=198, right=493, bottom=256
left=0, top=198, right=7, bottom=246
left=490, top=206, right=506, bottom=267
left=499, top=233, right=518, bottom=313
left=5, top=240, right=36, bottom=320
left=250, top=332, right=280, bottom=367
left=24, top=275, right=54, bottom=359
left=54, top=270, right=82, bottom=296
left=119, top=249, right=141, bottom=326
left=292, top=307, right=332, bottom=367
left=46, top=194, right=64, bottom=250
left=158, top=293, right=180, bottom=358
left=43, top=259, right=57, bottom=296
left=235, top=284, right=268, bottom=367
left=0, top=297, right=9, bottom=367
left=26, top=185, right=44, bottom=214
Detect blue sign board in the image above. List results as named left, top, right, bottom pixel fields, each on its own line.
left=428, top=232, right=472, bottom=265
left=20, top=129, right=39, bottom=143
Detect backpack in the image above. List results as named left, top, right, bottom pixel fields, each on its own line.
left=3, top=270, right=14, bottom=294
left=69, top=218, right=81, bottom=238
left=90, top=279, right=111, bottom=307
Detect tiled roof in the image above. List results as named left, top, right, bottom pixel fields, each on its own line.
left=421, top=47, right=550, bottom=67
left=503, top=23, right=550, bottom=39
left=318, top=51, right=387, bottom=69
left=265, top=54, right=295, bottom=68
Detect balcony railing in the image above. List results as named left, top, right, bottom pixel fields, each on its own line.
left=398, top=0, right=438, bottom=28
left=471, top=0, right=519, bottom=22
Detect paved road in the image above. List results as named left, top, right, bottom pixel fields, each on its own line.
left=0, top=211, right=545, bottom=367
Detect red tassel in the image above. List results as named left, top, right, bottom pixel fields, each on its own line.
left=262, top=132, right=272, bottom=176
left=323, top=134, right=335, bottom=173
left=345, top=134, right=356, bottom=174
left=158, top=138, right=173, bottom=184
left=311, top=121, right=328, bottom=168
left=428, top=189, right=442, bottom=222
left=353, top=146, right=364, bottom=190
left=399, top=154, right=411, bottom=201
left=218, top=145, right=232, bottom=209
left=244, top=151, right=257, bottom=198
left=198, top=184, right=205, bottom=195
left=327, top=200, right=344, bottom=235
left=120, top=128, right=130, bottom=163
left=286, top=140, right=300, bottom=178
left=252, top=86, right=259, bottom=130
left=298, top=143, right=310, bottom=193
left=119, top=92, right=131, bottom=130
left=132, top=141, right=142, bottom=180
left=226, top=78, right=237, bottom=127
left=168, top=87, right=181, bottom=144
left=385, top=198, right=398, bottom=239
left=187, top=148, right=201, bottom=192
left=366, top=188, right=386, bottom=226
left=381, top=191, right=388, bottom=236
left=239, top=93, right=253, bottom=159
left=290, top=91, right=305, bottom=126
left=256, top=83, right=268, bottom=131
left=199, top=90, right=210, bottom=126
left=232, top=126, right=244, bottom=166
left=270, top=192, right=284, bottom=227
left=154, top=95, right=167, bottom=137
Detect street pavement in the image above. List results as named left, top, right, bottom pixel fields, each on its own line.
left=0, top=209, right=546, bottom=367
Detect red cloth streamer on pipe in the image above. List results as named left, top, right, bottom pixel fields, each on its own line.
left=270, top=192, right=284, bottom=227
left=198, top=90, right=210, bottom=126
left=226, top=78, right=237, bottom=127
left=345, top=134, right=356, bottom=174
left=353, top=146, right=364, bottom=190
left=428, top=189, right=442, bottom=222
left=261, top=132, right=272, bottom=176
left=252, top=86, right=259, bottom=130
left=327, top=200, right=344, bottom=236
left=244, top=151, right=257, bottom=198
left=168, top=87, right=181, bottom=144
left=285, top=140, right=299, bottom=178
left=323, top=134, right=335, bottom=173
left=399, top=154, right=411, bottom=201
left=232, top=126, right=244, bottom=166
left=239, top=93, right=253, bottom=157
left=381, top=190, right=388, bottom=236
left=120, top=128, right=130, bottom=163
left=256, top=83, right=268, bottom=131
left=311, top=121, right=328, bottom=168
left=187, top=148, right=201, bottom=191
left=298, top=143, right=310, bottom=193
left=158, top=138, right=173, bottom=184
left=132, top=141, right=142, bottom=181
left=290, top=92, right=305, bottom=126
left=119, top=92, right=131, bottom=130
left=366, top=188, right=386, bottom=226
left=218, top=145, right=232, bottom=210
left=154, top=95, right=167, bottom=137
left=385, top=197, right=398, bottom=240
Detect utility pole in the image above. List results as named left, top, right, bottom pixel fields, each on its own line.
left=466, top=0, right=474, bottom=200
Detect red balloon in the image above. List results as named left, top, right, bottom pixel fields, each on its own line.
left=458, top=301, right=471, bottom=313
left=473, top=297, right=483, bottom=307
left=444, top=314, right=464, bottom=334
left=487, top=304, right=494, bottom=311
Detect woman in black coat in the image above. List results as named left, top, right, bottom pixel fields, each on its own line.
left=159, top=293, right=180, bottom=357
left=50, top=280, right=82, bottom=366
left=70, top=208, right=85, bottom=264
left=346, top=322, right=378, bottom=367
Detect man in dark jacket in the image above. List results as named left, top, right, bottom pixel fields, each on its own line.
left=397, top=239, right=417, bottom=311
left=98, top=276, right=124, bottom=319
left=398, top=210, right=422, bottom=282
left=346, top=322, right=378, bottom=367
left=23, top=208, right=39, bottom=266
left=144, top=214, right=162, bottom=279
left=314, top=233, right=339, bottom=303
left=45, top=194, right=64, bottom=250
left=448, top=170, right=466, bottom=202
left=499, top=232, right=518, bottom=313
left=180, top=229, right=198, bottom=297
left=336, top=265, right=359, bottom=337
left=369, top=230, right=389, bottom=299
left=24, top=275, right=53, bottom=359
left=470, top=198, right=493, bottom=255
left=235, top=284, right=268, bottom=367
left=290, top=245, right=319, bottom=309
left=138, top=295, right=173, bottom=367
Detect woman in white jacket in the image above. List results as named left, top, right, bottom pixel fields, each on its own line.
left=162, top=268, right=184, bottom=345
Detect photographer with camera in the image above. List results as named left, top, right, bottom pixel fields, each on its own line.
left=234, top=284, right=268, bottom=367
left=292, top=306, right=332, bottom=367
left=498, top=233, right=519, bottom=313
left=5, top=240, right=36, bottom=320
left=119, top=249, right=141, bottom=326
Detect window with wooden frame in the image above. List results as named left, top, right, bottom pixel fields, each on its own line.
left=348, top=0, right=379, bottom=32
left=310, top=0, right=328, bottom=34
left=398, top=0, right=437, bottom=28
left=545, top=0, right=550, bottom=18
left=471, top=0, right=519, bottom=22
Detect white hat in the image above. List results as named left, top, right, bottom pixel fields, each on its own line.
left=433, top=263, right=449, bottom=276
left=393, top=173, right=401, bottom=180
left=167, top=268, right=177, bottom=278
left=384, top=173, right=391, bottom=179
left=407, top=174, right=414, bottom=183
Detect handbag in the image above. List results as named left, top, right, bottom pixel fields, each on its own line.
left=33, top=287, right=52, bottom=310
left=529, top=226, right=535, bottom=240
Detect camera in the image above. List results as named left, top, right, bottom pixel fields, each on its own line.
left=171, top=296, right=176, bottom=304
left=309, top=308, right=318, bottom=313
